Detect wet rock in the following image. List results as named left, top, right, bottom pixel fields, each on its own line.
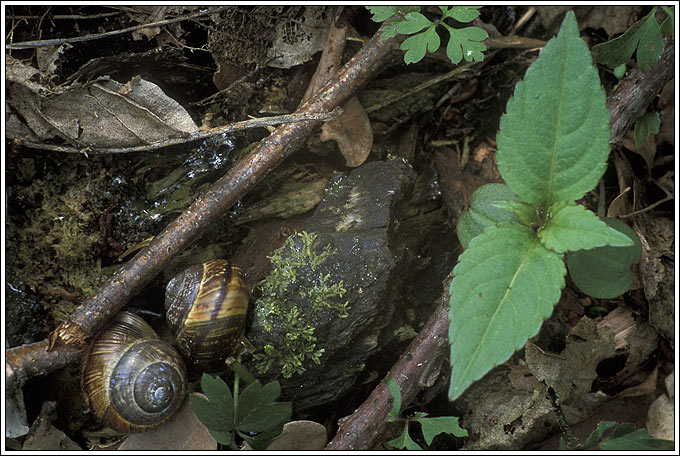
left=243, top=160, right=416, bottom=413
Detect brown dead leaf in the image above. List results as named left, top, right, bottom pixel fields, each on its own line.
left=241, top=420, right=327, bottom=451
left=319, top=97, right=373, bottom=167
left=118, top=396, right=217, bottom=451
left=507, top=364, right=539, bottom=391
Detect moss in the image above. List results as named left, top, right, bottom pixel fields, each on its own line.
left=253, top=231, right=349, bottom=378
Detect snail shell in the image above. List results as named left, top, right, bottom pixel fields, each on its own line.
left=81, top=312, right=188, bottom=434
left=165, top=259, right=249, bottom=372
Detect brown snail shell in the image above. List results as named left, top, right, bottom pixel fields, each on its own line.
left=81, top=312, right=188, bottom=434
left=165, top=259, right=249, bottom=372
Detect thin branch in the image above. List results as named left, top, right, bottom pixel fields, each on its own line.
left=20, top=109, right=344, bottom=154
left=5, top=6, right=229, bottom=49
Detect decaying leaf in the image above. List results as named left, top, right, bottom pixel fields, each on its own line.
left=7, top=74, right=198, bottom=148
left=526, top=316, right=616, bottom=402
left=118, top=396, right=217, bottom=451
left=241, top=420, right=327, bottom=451
left=319, top=97, right=374, bottom=167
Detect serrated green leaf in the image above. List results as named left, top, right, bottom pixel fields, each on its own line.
left=416, top=416, right=468, bottom=445
left=599, top=427, right=674, bottom=450
left=448, top=223, right=566, bottom=401
left=496, top=11, right=610, bottom=206
left=444, top=25, right=488, bottom=64
left=538, top=202, right=633, bottom=253
left=447, top=6, right=482, bottom=23
left=566, top=217, right=642, bottom=299
left=396, top=12, right=433, bottom=34
left=366, top=6, right=397, bottom=23
left=493, top=200, right=540, bottom=227
left=634, top=111, right=661, bottom=149
left=457, top=183, right=518, bottom=248
left=385, top=372, right=402, bottom=420
left=585, top=420, right=617, bottom=448
left=637, top=9, right=664, bottom=73
left=388, top=423, right=423, bottom=450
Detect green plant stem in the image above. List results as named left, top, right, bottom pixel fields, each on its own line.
left=228, top=357, right=257, bottom=385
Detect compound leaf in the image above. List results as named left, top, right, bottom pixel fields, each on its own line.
left=366, top=6, right=397, bottom=23
left=444, top=25, right=488, bottom=64
left=396, top=12, right=432, bottom=34
left=416, top=416, right=468, bottom=444
left=448, top=223, right=565, bottom=401
left=190, top=374, right=235, bottom=441
left=447, top=6, right=482, bottom=23
left=388, top=423, right=423, bottom=450
left=538, top=202, right=633, bottom=253
left=496, top=11, right=610, bottom=206
left=401, top=27, right=440, bottom=64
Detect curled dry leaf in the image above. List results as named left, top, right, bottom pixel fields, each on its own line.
left=319, top=96, right=374, bottom=167
left=7, top=73, right=198, bottom=148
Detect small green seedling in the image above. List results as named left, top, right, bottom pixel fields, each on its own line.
left=448, top=11, right=638, bottom=402
left=190, top=368, right=292, bottom=450
left=366, top=6, right=488, bottom=64
left=592, top=6, right=673, bottom=73
left=561, top=421, right=674, bottom=451
left=385, top=372, right=467, bottom=450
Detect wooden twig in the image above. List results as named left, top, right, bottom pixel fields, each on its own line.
left=5, top=6, right=229, bottom=50
left=40, top=22, right=401, bottom=349
left=19, top=109, right=344, bottom=154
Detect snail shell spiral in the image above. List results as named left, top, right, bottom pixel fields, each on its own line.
left=165, top=259, right=249, bottom=372
left=80, top=312, right=188, bottom=434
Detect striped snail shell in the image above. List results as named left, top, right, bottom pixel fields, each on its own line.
left=165, top=259, right=250, bottom=372
left=80, top=312, right=188, bottom=434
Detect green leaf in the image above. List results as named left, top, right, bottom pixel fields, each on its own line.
left=456, top=183, right=518, bottom=249
left=385, top=372, right=402, bottom=420
left=592, top=7, right=663, bottom=72
left=599, top=426, right=675, bottom=450
left=239, top=421, right=287, bottom=451
left=396, top=12, right=433, bottom=34
left=634, top=111, right=661, bottom=149
left=400, top=27, right=440, bottom=64
left=636, top=9, right=664, bottom=72
left=496, top=11, right=611, bottom=207
left=585, top=420, right=617, bottom=448
left=448, top=223, right=566, bottom=401
left=415, top=416, right=468, bottom=444
left=566, top=217, right=642, bottom=299
left=189, top=374, right=235, bottom=434
left=447, top=6, right=482, bottom=23
left=366, top=6, right=398, bottom=23
left=613, top=63, right=627, bottom=79
left=492, top=200, right=540, bottom=227
left=538, top=202, right=633, bottom=253
left=660, top=7, right=674, bottom=36
left=444, top=25, right=488, bottom=64
left=235, top=381, right=291, bottom=433
left=388, top=423, right=423, bottom=450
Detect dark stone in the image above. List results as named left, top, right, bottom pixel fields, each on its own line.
left=243, top=160, right=417, bottom=413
